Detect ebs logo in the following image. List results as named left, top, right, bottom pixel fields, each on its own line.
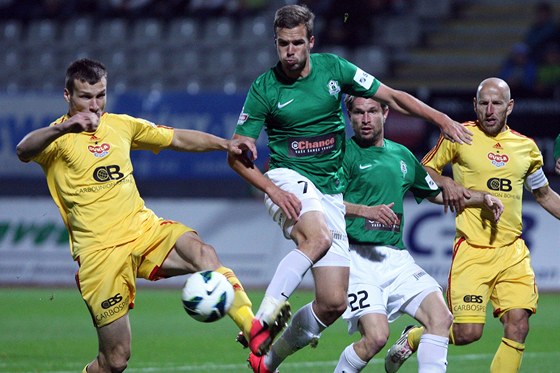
left=101, top=293, right=123, bottom=309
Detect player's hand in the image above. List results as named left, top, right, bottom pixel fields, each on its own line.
left=227, top=137, right=257, bottom=159
left=64, top=112, right=100, bottom=133
left=267, top=186, right=301, bottom=222
left=441, top=119, right=473, bottom=145
left=483, top=194, right=504, bottom=222
left=555, top=158, right=560, bottom=175
left=440, top=176, right=470, bottom=215
left=362, top=203, right=399, bottom=227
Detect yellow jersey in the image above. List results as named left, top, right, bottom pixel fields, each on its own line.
left=422, top=121, right=544, bottom=247
left=33, top=113, right=174, bottom=259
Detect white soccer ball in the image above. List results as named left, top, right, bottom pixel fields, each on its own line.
left=181, top=270, right=234, bottom=322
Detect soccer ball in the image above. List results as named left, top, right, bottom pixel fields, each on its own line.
left=181, top=270, right=234, bottom=322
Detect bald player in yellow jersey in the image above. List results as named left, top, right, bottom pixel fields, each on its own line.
left=384, top=78, right=560, bottom=373
left=16, top=58, right=262, bottom=373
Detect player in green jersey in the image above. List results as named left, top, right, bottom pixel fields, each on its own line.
left=334, top=96, right=502, bottom=373
left=16, top=58, right=258, bottom=373
left=227, top=5, right=473, bottom=372
left=386, top=78, right=560, bottom=373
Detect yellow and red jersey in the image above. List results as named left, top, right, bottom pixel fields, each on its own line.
left=422, top=121, right=544, bottom=247
left=33, top=113, right=174, bottom=259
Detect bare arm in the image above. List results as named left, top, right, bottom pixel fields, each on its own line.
left=424, top=166, right=472, bottom=214
left=532, top=185, right=560, bottom=219
left=16, top=112, right=99, bottom=162
left=344, top=201, right=398, bottom=226
left=373, top=84, right=472, bottom=144
left=168, top=129, right=257, bottom=156
left=227, top=134, right=301, bottom=220
left=428, top=190, right=504, bottom=222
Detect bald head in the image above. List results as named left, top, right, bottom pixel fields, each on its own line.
left=476, top=78, right=511, bottom=101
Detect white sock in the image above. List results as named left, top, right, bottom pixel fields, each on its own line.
left=417, top=334, right=449, bottom=373
left=334, top=344, right=367, bottom=373
left=256, top=250, right=313, bottom=323
left=265, top=302, right=327, bottom=370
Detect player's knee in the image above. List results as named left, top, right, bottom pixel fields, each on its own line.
left=453, top=325, right=483, bottom=345
left=504, top=318, right=529, bottom=341
left=362, top=331, right=389, bottom=358
left=194, top=243, right=220, bottom=270
left=314, top=298, right=346, bottom=325
left=101, top=347, right=130, bottom=373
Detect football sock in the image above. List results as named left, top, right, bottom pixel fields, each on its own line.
left=334, top=344, right=367, bottom=373
left=256, top=249, right=312, bottom=323
left=408, top=326, right=425, bottom=351
left=215, top=266, right=254, bottom=337
left=490, top=337, right=524, bottom=373
left=266, top=302, right=327, bottom=370
left=417, top=334, right=449, bottom=373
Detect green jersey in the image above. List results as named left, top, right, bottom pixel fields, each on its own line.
left=342, top=138, right=440, bottom=249
left=235, top=53, right=380, bottom=194
left=554, top=134, right=560, bottom=161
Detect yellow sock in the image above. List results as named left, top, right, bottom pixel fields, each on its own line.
left=215, top=266, right=254, bottom=336
left=407, top=326, right=424, bottom=351
left=490, top=337, right=524, bottom=373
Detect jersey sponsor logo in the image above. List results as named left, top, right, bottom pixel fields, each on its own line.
left=353, top=68, right=374, bottom=89
left=327, top=80, right=341, bottom=96
left=487, top=177, right=512, bottom=192
left=288, top=133, right=336, bottom=157
left=277, top=99, right=294, bottom=109
left=364, top=213, right=402, bottom=232
left=88, top=143, right=110, bottom=158
left=93, top=165, right=125, bottom=182
left=96, top=293, right=129, bottom=323
left=359, top=164, right=372, bottom=170
left=463, top=294, right=483, bottom=303
left=487, top=152, right=509, bottom=167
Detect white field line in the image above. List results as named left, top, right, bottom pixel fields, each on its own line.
left=16, top=351, right=560, bottom=373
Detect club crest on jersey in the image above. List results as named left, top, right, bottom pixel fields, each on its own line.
left=487, top=152, right=509, bottom=167
left=400, top=160, right=407, bottom=178
left=88, top=143, right=111, bottom=158
left=327, top=80, right=341, bottom=96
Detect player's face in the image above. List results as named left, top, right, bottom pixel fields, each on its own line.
left=64, top=77, right=107, bottom=118
left=349, top=98, right=387, bottom=147
left=474, top=83, right=513, bottom=136
left=275, top=24, right=314, bottom=78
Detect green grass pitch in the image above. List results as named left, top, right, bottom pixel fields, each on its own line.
left=1, top=287, right=559, bottom=372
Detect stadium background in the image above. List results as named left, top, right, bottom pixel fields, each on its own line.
left=1, top=1, right=559, bottom=289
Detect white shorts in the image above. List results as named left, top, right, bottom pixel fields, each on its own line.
left=343, top=244, right=441, bottom=334
left=264, top=168, right=350, bottom=268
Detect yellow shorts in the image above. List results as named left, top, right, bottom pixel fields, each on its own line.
left=75, top=218, right=192, bottom=327
left=447, top=237, right=538, bottom=324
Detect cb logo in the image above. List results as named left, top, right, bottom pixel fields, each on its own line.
left=487, top=178, right=512, bottom=192
left=463, top=295, right=483, bottom=303
left=101, top=293, right=123, bottom=309
left=94, top=165, right=124, bottom=182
